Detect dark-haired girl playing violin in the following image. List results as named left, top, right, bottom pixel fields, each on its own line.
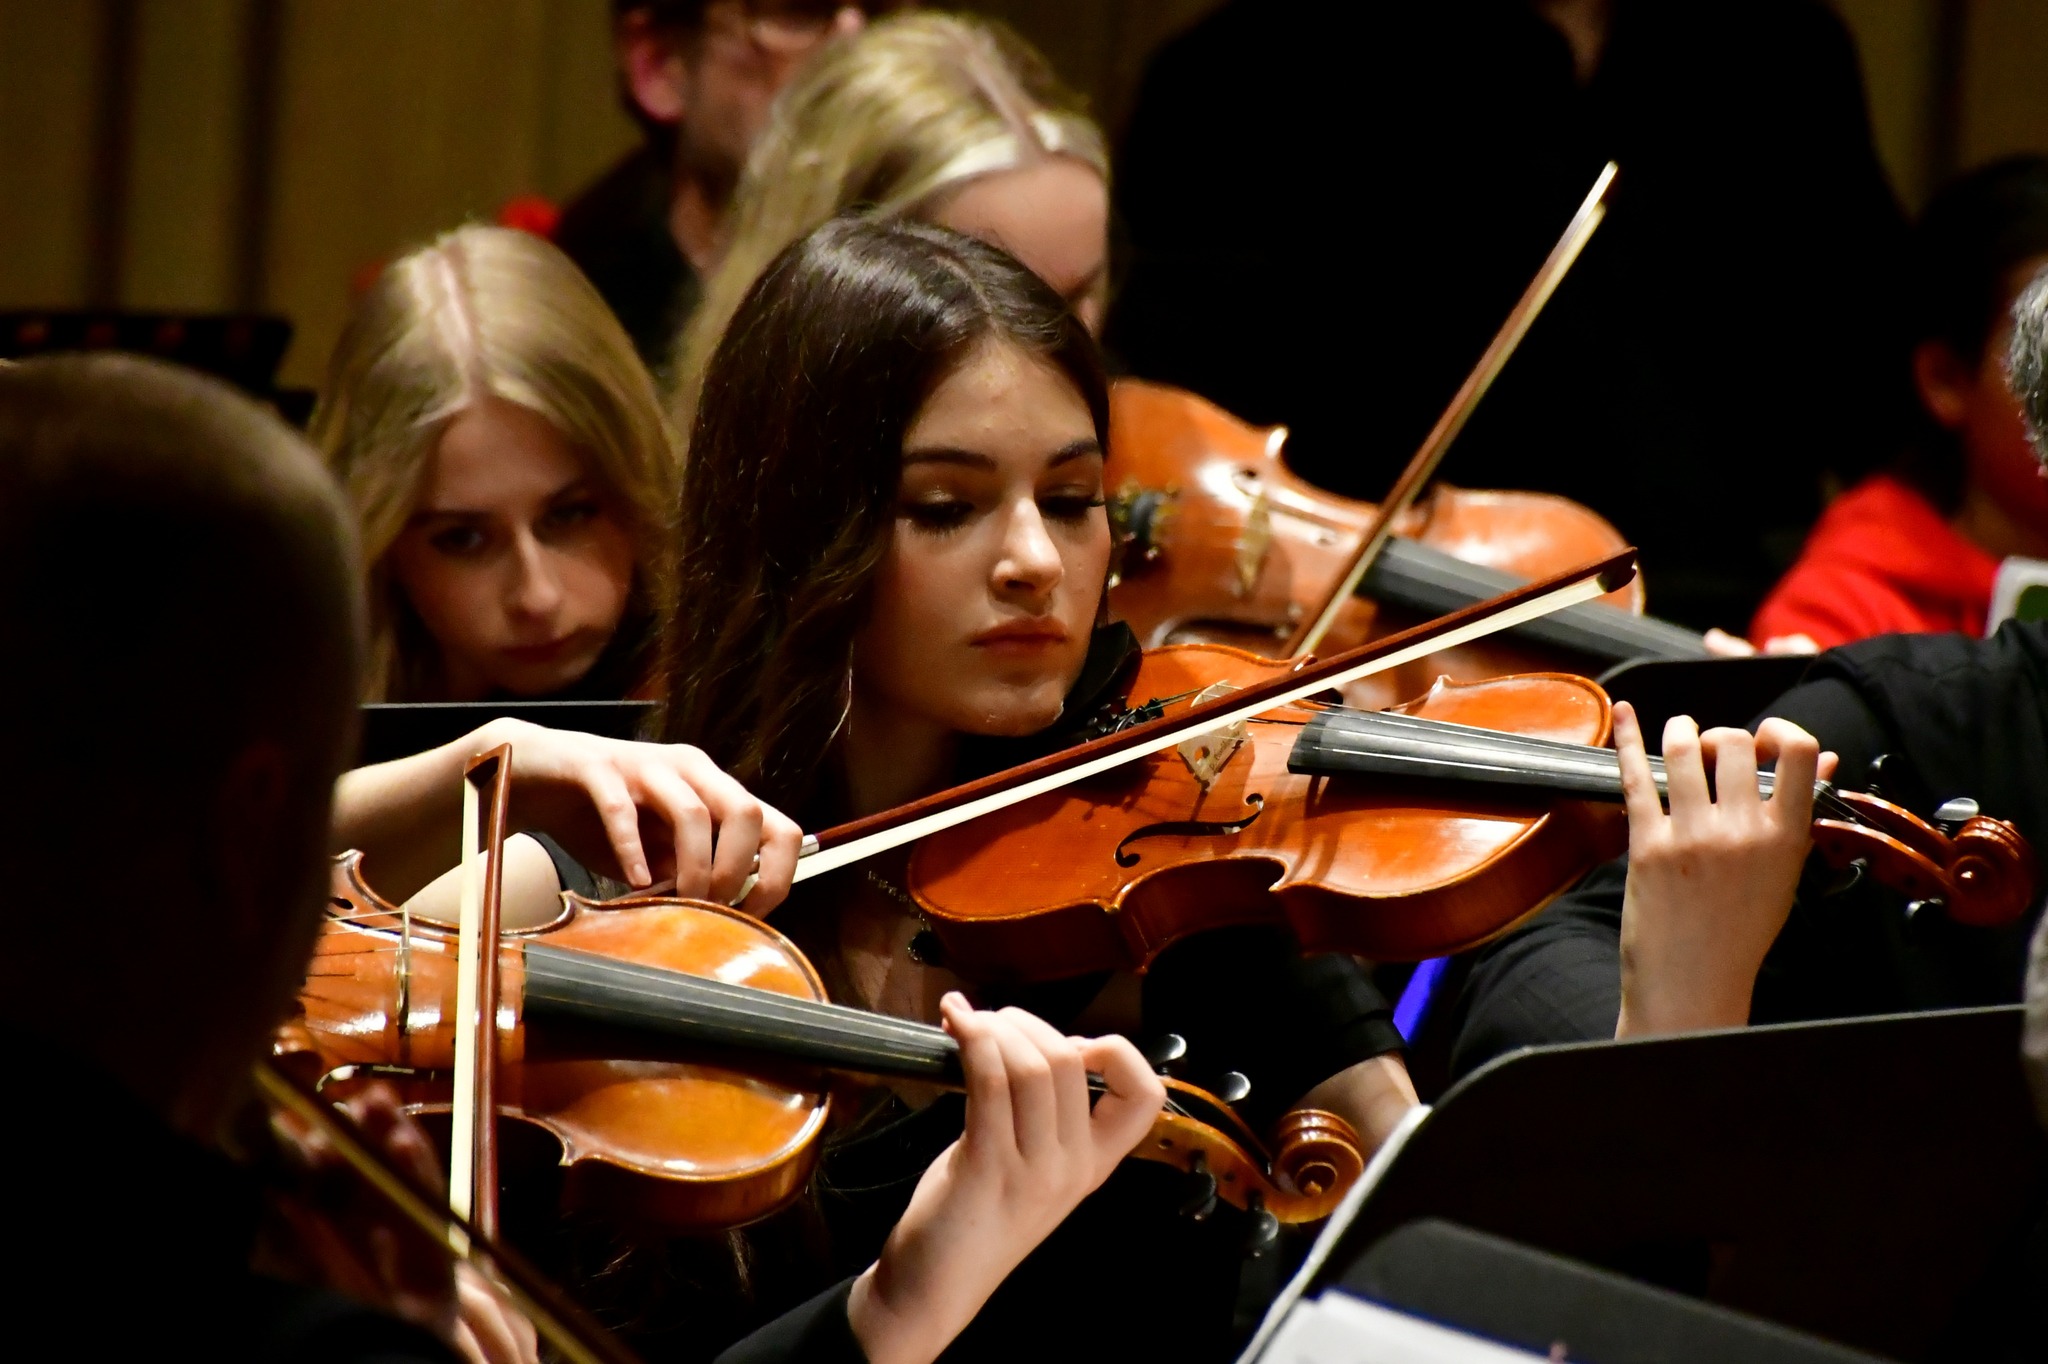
left=622, top=215, right=1411, bottom=1360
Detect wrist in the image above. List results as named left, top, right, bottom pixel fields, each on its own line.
left=846, top=1263, right=944, bottom=1364
left=1615, top=982, right=1751, bottom=1039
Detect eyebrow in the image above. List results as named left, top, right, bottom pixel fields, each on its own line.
left=901, top=437, right=1103, bottom=471
left=406, top=476, right=601, bottom=522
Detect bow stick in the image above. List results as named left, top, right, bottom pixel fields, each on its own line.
left=1288, top=161, right=1621, bottom=658
left=791, top=546, right=1638, bottom=880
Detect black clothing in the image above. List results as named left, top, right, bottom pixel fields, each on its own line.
left=713, top=1280, right=865, bottom=1364
left=543, top=623, right=1403, bottom=1361
left=3, top=1045, right=459, bottom=1363
left=554, top=145, right=701, bottom=376
left=1109, top=0, right=1908, bottom=631
left=1446, top=622, right=2048, bottom=1080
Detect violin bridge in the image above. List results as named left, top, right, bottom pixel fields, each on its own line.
left=1177, top=681, right=1248, bottom=789
left=1234, top=488, right=1271, bottom=598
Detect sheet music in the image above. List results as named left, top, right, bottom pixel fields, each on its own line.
left=1259, top=1292, right=1555, bottom=1364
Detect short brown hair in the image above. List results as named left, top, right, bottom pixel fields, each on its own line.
left=0, top=355, right=362, bottom=870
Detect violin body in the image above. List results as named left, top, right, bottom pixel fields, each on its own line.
left=296, top=855, right=1365, bottom=1233
left=1104, top=379, right=1651, bottom=708
left=908, top=651, right=1628, bottom=981
left=303, top=858, right=832, bottom=1232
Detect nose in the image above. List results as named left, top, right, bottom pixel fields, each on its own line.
left=993, top=498, right=1064, bottom=603
left=506, top=529, right=565, bottom=621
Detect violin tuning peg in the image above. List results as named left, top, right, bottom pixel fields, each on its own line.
left=1905, top=897, right=1944, bottom=921
left=1179, top=1151, right=1219, bottom=1221
left=1932, top=798, right=1980, bottom=835
left=1210, top=1070, right=1252, bottom=1106
left=1866, top=753, right=1892, bottom=799
left=1145, top=1032, right=1189, bottom=1075
left=1812, top=855, right=1869, bottom=900
left=1243, top=1194, right=1280, bottom=1259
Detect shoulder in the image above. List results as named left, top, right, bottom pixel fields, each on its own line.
left=1753, top=477, right=1996, bottom=645
left=1790, top=622, right=2048, bottom=817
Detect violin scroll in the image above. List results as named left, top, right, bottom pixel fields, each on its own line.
left=1810, top=790, right=2036, bottom=928
left=1147, top=1089, right=1364, bottom=1226
left=1269, top=1108, right=1367, bottom=1205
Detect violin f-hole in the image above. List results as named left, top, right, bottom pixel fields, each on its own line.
left=1115, top=794, right=1266, bottom=867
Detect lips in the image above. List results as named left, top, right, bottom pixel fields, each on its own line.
left=971, top=620, right=1070, bottom=648
left=500, top=636, right=580, bottom=666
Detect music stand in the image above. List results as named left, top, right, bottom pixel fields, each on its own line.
left=357, top=700, right=660, bottom=766
left=1243, top=1006, right=2047, bottom=1362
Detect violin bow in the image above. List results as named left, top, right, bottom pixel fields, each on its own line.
left=449, top=745, right=513, bottom=1244
left=1287, top=161, right=1621, bottom=659
left=792, top=546, right=1638, bottom=880
left=252, top=1059, right=643, bottom=1364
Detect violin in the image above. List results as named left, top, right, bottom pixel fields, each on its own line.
left=294, top=851, right=1367, bottom=1238
left=891, top=656, right=2036, bottom=983
left=1105, top=164, right=1705, bottom=711
left=1104, top=377, right=1708, bottom=712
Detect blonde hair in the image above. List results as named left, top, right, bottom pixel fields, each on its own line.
left=310, top=224, right=680, bottom=700
left=672, top=12, right=1108, bottom=433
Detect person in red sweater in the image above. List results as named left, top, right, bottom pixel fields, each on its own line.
left=1754, top=157, right=2048, bottom=649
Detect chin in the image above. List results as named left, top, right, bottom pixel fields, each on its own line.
left=958, top=683, right=1070, bottom=738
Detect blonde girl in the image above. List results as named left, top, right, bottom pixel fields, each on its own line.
left=314, top=224, right=679, bottom=702
left=671, top=12, right=1111, bottom=433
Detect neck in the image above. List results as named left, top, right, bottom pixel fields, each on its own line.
left=1951, top=480, right=2048, bottom=562
left=840, top=695, right=958, bottom=818
left=669, top=172, right=727, bottom=276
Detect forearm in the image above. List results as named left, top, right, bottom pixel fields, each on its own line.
left=1293, top=1053, right=1419, bottom=1154
left=331, top=720, right=514, bottom=901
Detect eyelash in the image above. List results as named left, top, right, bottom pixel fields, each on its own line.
left=902, top=494, right=1107, bottom=534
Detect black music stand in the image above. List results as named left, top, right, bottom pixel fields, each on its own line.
left=1596, top=653, right=1813, bottom=736
left=1243, top=1006, right=2047, bottom=1362
left=357, top=700, right=660, bottom=766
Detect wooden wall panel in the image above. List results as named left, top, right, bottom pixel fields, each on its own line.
left=0, top=1, right=110, bottom=306
left=1956, top=0, right=2048, bottom=170
left=121, top=0, right=255, bottom=309
left=1830, top=0, right=1946, bottom=210
left=2, top=0, right=2045, bottom=389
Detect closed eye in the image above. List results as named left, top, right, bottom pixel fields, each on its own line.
left=903, top=498, right=976, bottom=532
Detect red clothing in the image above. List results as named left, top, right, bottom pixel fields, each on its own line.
left=1751, top=474, right=1998, bottom=648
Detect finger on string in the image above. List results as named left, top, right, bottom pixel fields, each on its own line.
left=1661, top=714, right=1710, bottom=820
left=943, top=993, right=1016, bottom=1160
left=1702, top=727, right=1759, bottom=814
left=1612, top=702, right=1663, bottom=829
left=1002, top=1007, right=1090, bottom=1151
left=989, top=1007, right=1059, bottom=1161
left=1076, top=1034, right=1165, bottom=1158
left=1756, top=717, right=1821, bottom=825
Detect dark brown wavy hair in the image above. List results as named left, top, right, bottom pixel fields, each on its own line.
left=658, top=215, right=1110, bottom=814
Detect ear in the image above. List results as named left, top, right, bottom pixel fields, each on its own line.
left=1914, top=338, right=1975, bottom=430
left=617, top=9, right=691, bottom=125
